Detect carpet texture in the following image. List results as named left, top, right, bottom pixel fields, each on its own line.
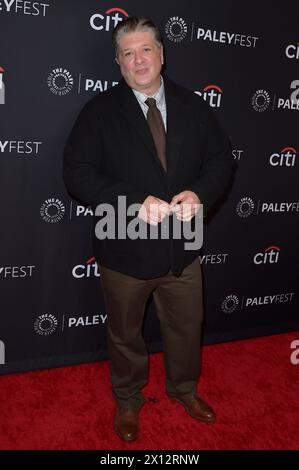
left=0, top=331, right=298, bottom=450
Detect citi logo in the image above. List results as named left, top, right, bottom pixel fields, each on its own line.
left=253, top=246, right=280, bottom=265
left=90, top=6, right=128, bottom=31
left=0, top=66, right=5, bottom=104
left=269, top=147, right=297, bottom=167
left=285, top=42, right=299, bottom=60
left=195, top=85, right=223, bottom=108
left=72, top=257, right=100, bottom=279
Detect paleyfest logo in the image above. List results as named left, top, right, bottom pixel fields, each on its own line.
left=90, top=6, right=129, bottom=31
left=0, top=0, right=50, bottom=16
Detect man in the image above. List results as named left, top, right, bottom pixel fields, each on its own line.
left=63, top=17, right=234, bottom=442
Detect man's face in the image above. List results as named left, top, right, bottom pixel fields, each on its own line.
left=116, top=30, right=164, bottom=96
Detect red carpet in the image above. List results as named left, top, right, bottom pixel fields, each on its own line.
left=0, top=331, right=298, bottom=450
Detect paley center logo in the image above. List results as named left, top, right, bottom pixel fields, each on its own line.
left=34, top=314, right=58, bottom=336
left=0, top=0, right=50, bottom=16
left=47, top=67, right=74, bottom=96
left=0, top=66, right=5, bottom=104
left=90, top=6, right=128, bottom=31
left=40, top=198, right=65, bottom=223
left=165, top=17, right=188, bottom=43
left=195, top=85, right=223, bottom=108
left=253, top=246, right=280, bottom=265
left=285, top=41, right=299, bottom=60
left=236, top=197, right=255, bottom=217
left=251, top=89, right=271, bottom=112
left=72, top=256, right=100, bottom=279
left=221, top=294, right=239, bottom=313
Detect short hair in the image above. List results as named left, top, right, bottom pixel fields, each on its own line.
left=112, top=17, right=163, bottom=57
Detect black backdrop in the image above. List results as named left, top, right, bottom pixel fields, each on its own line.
left=0, top=0, right=298, bottom=374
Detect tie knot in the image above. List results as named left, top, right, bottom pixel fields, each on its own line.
left=145, top=97, right=157, bottom=108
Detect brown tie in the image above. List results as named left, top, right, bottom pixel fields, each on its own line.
left=145, top=98, right=167, bottom=172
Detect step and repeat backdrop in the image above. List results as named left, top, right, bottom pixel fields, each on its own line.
left=0, top=1, right=298, bottom=373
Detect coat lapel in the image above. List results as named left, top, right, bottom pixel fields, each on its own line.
left=164, top=78, right=192, bottom=186
left=118, top=77, right=191, bottom=188
left=119, top=80, right=167, bottom=181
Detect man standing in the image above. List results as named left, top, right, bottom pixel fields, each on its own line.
left=63, top=17, right=234, bottom=442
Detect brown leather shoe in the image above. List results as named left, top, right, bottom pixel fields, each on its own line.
left=168, top=394, right=216, bottom=423
left=114, top=406, right=140, bottom=442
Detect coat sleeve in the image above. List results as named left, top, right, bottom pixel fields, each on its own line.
left=63, top=102, right=149, bottom=212
left=187, top=100, right=235, bottom=216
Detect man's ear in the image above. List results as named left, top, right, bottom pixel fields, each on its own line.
left=115, top=57, right=119, bottom=66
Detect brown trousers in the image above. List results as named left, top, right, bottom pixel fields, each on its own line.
left=99, top=257, right=203, bottom=410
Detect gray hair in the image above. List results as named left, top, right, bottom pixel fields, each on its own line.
left=112, top=17, right=163, bottom=57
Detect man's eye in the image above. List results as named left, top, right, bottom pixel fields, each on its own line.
left=124, top=52, right=132, bottom=57
left=144, top=48, right=151, bottom=52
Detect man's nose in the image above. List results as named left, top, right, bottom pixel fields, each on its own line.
left=134, top=51, right=143, bottom=63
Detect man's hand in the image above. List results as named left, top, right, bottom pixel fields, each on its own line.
left=169, top=190, right=201, bottom=221
left=138, top=196, right=171, bottom=225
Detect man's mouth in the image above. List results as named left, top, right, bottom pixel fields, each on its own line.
left=135, top=68, right=148, bottom=75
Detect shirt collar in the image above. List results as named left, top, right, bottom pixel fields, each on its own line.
left=132, top=75, right=165, bottom=107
